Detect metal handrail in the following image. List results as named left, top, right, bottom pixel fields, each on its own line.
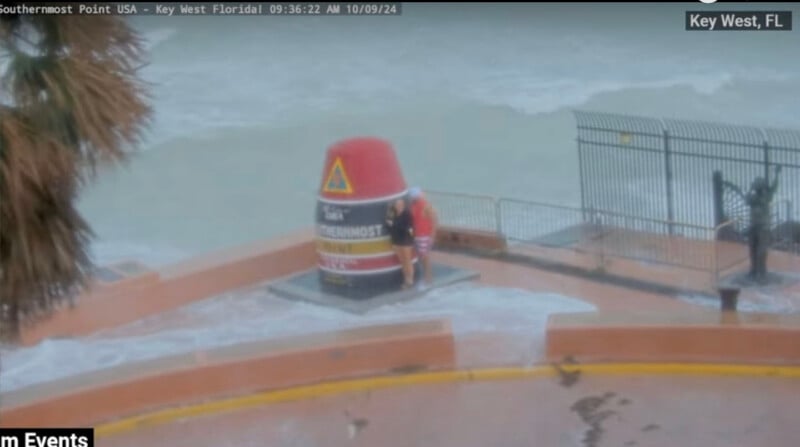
left=502, top=196, right=723, bottom=232
left=425, top=189, right=499, bottom=203
left=427, top=190, right=758, bottom=290
left=430, top=191, right=734, bottom=237
left=592, top=210, right=718, bottom=232
left=713, top=219, right=737, bottom=234
left=498, top=197, right=585, bottom=213
left=438, top=190, right=735, bottom=236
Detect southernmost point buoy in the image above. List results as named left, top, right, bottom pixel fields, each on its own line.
left=315, top=137, right=416, bottom=295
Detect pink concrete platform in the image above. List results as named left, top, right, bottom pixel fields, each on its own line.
left=2, top=227, right=799, bottom=447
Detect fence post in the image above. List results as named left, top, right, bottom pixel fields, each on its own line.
left=712, top=171, right=725, bottom=236
left=763, top=139, right=771, bottom=184
left=494, top=198, right=503, bottom=237
left=663, top=128, right=675, bottom=235
left=577, top=136, right=588, bottom=222
left=597, top=210, right=607, bottom=273
left=712, top=224, right=720, bottom=289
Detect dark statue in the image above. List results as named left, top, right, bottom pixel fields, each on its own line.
left=728, top=166, right=782, bottom=282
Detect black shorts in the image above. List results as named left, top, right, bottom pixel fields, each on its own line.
left=391, top=236, right=415, bottom=247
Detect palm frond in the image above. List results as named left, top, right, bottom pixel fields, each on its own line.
left=0, top=16, right=151, bottom=340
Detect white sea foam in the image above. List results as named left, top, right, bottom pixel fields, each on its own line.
left=89, top=239, right=188, bottom=268
left=0, top=284, right=595, bottom=393
left=680, top=290, right=800, bottom=314
left=126, top=6, right=800, bottom=149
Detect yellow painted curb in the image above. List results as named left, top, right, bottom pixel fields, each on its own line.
left=95, top=363, right=800, bottom=438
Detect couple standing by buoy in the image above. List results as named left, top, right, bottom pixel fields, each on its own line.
left=385, top=187, right=438, bottom=289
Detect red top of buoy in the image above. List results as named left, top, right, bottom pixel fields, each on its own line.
left=319, top=137, right=407, bottom=202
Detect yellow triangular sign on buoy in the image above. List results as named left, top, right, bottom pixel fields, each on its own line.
left=322, top=157, right=353, bottom=194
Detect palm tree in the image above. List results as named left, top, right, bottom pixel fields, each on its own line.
left=0, top=15, right=152, bottom=340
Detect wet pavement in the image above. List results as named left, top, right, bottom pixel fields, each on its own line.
left=98, top=372, right=800, bottom=447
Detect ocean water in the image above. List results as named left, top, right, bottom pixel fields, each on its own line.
left=74, top=3, right=800, bottom=267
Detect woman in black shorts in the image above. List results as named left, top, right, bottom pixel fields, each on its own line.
left=386, top=198, right=415, bottom=288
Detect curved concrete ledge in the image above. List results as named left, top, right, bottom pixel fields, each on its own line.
left=545, top=311, right=800, bottom=365
left=20, top=229, right=317, bottom=346
left=93, top=363, right=800, bottom=439
left=1, top=319, right=455, bottom=428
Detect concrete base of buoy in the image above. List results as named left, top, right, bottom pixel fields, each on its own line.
left=317, top=261, right=421, bottom=297
left=269, top=263, right=479, bottom=312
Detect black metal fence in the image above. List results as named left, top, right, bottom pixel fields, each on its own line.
left=574, top=111, right=800, bottom=236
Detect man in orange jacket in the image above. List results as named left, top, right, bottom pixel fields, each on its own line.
left=408, top=187, right=438, bottom=286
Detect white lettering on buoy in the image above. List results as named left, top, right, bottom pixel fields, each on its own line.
left=317, top=224, right=384, bottom=239
left=319, top=256, right=357, bottom=271
left=321, top=204, right=346, bottom=222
